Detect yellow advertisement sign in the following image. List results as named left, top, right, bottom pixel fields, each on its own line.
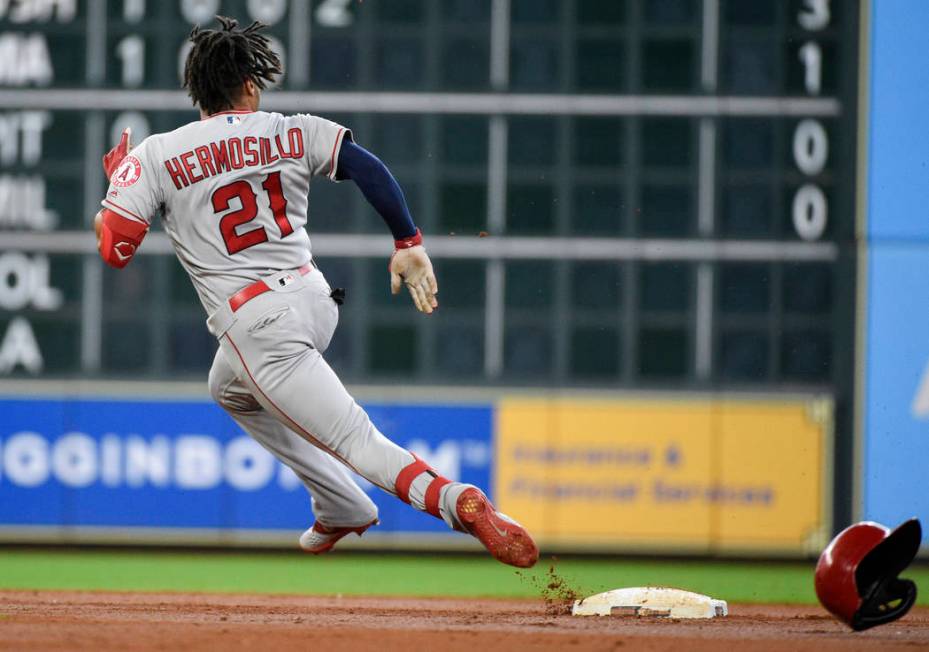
left=495, top=397, right=831, bottom=554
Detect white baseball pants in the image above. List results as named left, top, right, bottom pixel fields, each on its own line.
left=206, top=265, right=468, bottom=530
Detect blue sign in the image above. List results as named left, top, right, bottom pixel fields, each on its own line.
left=863, top=0, right=929, bottom=544
left=863, top=247, right=929, bottom=538
left=0, top=397, right=491, bottom=541
left=868, top=0, right=929, bottom=240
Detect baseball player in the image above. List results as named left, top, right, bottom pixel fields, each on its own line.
left=93, top=17, right=538, bottom=568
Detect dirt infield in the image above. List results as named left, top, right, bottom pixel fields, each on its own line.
left=1, top=590, right=927, bottom=651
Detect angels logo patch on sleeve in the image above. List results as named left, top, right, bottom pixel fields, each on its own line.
left=111, top=155, right=142, bottom=187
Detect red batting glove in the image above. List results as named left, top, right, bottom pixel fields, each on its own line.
left=103, top=128, right=132, bottom=179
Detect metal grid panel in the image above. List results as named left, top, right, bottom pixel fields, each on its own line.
left=0, top=0, right=857, bottom=391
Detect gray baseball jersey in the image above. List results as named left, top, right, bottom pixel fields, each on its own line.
left=101, top=110, right=472, bottom=535
left=101, top=109, right=350, bottom=315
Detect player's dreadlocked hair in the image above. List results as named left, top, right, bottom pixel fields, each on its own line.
left=183, top=15, right=282, bottom=116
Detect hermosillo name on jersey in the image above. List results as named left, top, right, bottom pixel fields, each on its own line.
left=164, top=128, right=306, bottom=190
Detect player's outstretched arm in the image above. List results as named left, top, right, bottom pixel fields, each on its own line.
left=336, top=139, right=438, bottom=314
left=94, top=128, right=150, bottom=269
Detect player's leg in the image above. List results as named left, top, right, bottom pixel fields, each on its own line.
left=217, top=271, right=538, bottom=567
left=208, top=348, right=378, bottom=548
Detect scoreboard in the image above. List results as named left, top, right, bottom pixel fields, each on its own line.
left=0, top=0, right=859, bottom=393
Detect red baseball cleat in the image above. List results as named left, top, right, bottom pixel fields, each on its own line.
left=299, top=519, right=378, bottom=555
left=456, top=488, right=539, bottom=568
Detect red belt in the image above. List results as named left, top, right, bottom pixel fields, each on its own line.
left=228, top=263, right=313, bottom=312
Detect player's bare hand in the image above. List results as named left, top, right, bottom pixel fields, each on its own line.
left=389, top=245, right=438, bottom=314
left=103, top=127, right=132, bottom=178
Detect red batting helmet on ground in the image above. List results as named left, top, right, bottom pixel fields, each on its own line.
left=814, top=518, right=921, bottom=631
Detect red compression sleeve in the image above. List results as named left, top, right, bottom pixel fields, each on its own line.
left=98, top=208, right=148, bottom=268
left=394, top=228, right=422, bottom=249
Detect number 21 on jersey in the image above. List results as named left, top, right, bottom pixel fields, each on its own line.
left=211, top=170, right=293, bottom=255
